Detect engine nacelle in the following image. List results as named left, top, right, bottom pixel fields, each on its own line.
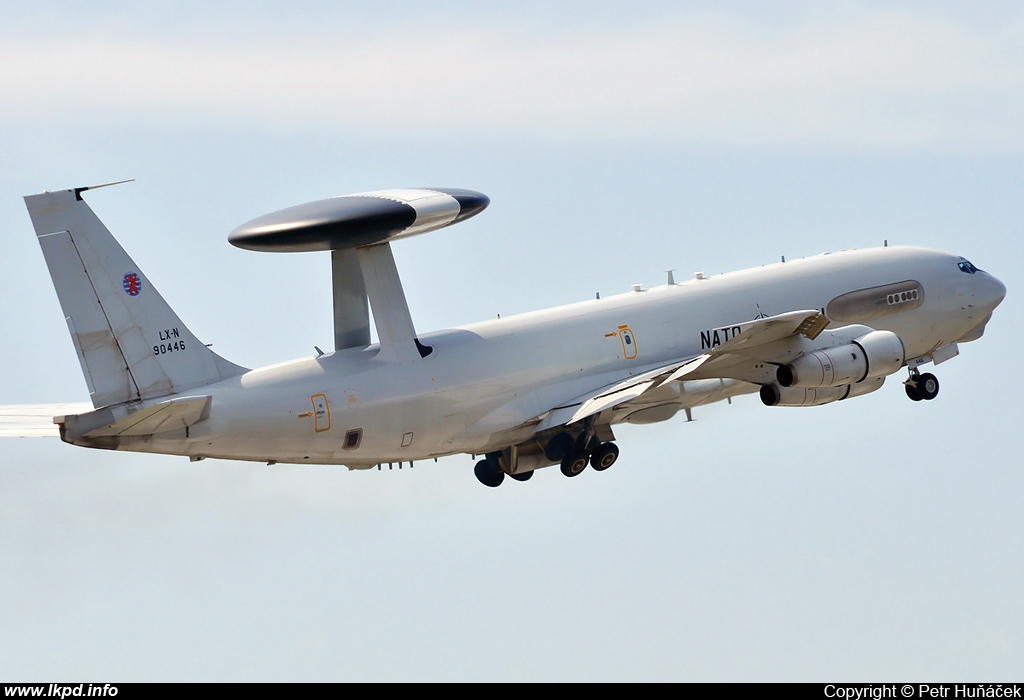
left=760, top=383, right=847, bottom=407
left=844, top=376, right=886, bottom=400
left=776, top=330, right=904, bottom=388
left=760, top=377, right=886, bottom=407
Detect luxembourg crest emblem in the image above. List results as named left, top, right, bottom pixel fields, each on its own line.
left=123, top=272, right=142, bottom=296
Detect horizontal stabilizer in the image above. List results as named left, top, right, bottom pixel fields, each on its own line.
left=62, top=395, right=211, bottom=441
left=0, top=403, right=93, bottom=437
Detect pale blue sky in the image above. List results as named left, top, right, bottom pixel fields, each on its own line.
left=1, top=2, right=1022, bottom=681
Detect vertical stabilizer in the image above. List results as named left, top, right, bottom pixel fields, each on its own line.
left=25, top=187, right=247, bottom=409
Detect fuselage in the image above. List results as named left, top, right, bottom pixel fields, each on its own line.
left=118, top=246, right=1005, bottom=467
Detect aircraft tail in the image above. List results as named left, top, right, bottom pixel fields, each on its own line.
left=24, top=185, right=247, bottom=409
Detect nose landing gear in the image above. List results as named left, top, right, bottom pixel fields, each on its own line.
left=904, top=368, right=939, bottom=401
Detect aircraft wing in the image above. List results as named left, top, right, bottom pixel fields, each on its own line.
left=0, top=403, right=93, bottom=437
left=534, top=309, right=828, bottom=431
left=534, top=361, right=692, bottom=431
left=664, top=309, right=829, bottom=382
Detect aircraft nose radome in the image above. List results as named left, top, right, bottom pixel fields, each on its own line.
left=979, top=272, right=1007, bottom=314
left=992, top=276, right=1007, bottom=308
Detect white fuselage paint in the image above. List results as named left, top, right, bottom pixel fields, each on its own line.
left=117, top=246, right=1004, bottom=467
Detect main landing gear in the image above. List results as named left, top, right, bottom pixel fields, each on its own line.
left=473, top=432, right=621, bottom=487
left=474, top=454, right=505, bottom=488
left=556, top=425, right=619, bottom=478
left=561, top=441, right=619, bottom=476
left=904, top=368, right=940, bottom=402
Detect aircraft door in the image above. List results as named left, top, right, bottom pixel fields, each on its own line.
left=618, top=325, right=638, bottom=360
left=311, top=393, right=331, bottom=432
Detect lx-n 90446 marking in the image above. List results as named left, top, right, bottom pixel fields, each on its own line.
left=10, top=183, right=1005, bottom=487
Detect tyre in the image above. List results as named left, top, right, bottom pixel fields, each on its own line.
left=560, top=451, right=589, bottom=477
left=917, top=373, right=939, bottom=400
left=474, top=458, right=505, bottom=487
left=544, top=431, right=574, bottom=461
left=590, top=442, right=619, bottom=471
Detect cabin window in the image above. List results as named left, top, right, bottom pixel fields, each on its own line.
left=343, top=428, right=363, bottom=450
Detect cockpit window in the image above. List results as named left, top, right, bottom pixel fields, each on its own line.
left=958, top=260, right=979, bottom=274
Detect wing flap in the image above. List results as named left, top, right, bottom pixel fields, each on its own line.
left=535, top=359, right=697, bottom=431
left=565, top=381, right=656, bottom=426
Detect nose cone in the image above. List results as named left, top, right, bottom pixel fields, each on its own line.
left=982, top=272, right=1007, bottom=313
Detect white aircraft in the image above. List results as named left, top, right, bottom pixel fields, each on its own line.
left=4, top=183, right=1006, bottom=487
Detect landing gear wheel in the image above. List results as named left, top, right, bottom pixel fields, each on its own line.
left=474, top=458, right=505, bottom=487
left=544, top=431, right=574, bottom=461
left=590, top=442, right=619, bottom=471
left=917, top=372, right=939, bottom=400
left=508, top=470, right=533, bottom=482
left=906, top=371, right=940, bottom=402
left=560, top=451, right=589, bottom=477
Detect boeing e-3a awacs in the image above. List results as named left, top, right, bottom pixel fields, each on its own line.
left=6, top=183, right=1006, bottom=486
